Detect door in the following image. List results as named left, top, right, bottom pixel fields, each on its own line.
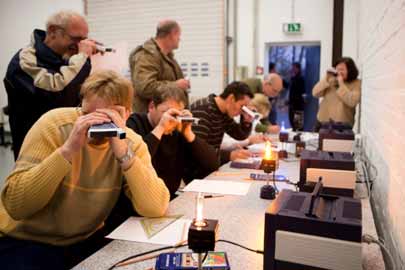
left=266, top=43, right=321, bottom=131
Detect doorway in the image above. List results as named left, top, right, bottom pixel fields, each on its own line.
left=265, top=42, right=321, bottom=131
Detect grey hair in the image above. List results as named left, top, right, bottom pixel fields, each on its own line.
left=45, top=10, right=86, bottom=32
left=155, top=20, right=180, bottom=38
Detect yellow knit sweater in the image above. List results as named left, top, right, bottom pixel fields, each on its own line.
left=313, top=76, right=361, bottom=126
left=0, top=108, right=169, bottom=246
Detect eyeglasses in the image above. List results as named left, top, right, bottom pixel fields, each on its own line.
left=56, top=27, right=87, bottom=43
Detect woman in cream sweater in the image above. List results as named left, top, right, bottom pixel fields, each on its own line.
left=313, top=57, right=361, bottom=130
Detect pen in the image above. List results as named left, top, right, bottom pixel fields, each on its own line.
left=203, top=195, right=224, bottom=199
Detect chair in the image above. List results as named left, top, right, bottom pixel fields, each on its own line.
left=3, top=78, right=16, bottom=156
left=0, top=105, right=11, bottom=147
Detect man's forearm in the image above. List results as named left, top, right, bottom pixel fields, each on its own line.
left=123, top=141, right=169, bottom=217
left=2, top=150, right=71, bottom=220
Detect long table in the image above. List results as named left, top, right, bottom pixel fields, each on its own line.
left=73, top=145, right=385, bottom=270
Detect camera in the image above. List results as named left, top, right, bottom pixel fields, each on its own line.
left=176, top=116, right=199, bottom=124
left=327, top=67, right=338, bottom=76
left=242, top=106, right=262, bottom=120
left=87, top=122, right=126, bottom=139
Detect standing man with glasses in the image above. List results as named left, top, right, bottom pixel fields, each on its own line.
left=4, top=10, right=97, bottom=159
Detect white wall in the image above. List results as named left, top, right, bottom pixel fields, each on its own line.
left=0, top=0, right=84, bottom=114
left=343, top=0, right=361, bottom=132
left=358, top=0, right=405, bottom=268
left=237, top=0, right=334, bottom=78
left=342, top=0, right=360, bottom=60
left=236, top=0, right=255, bottom=74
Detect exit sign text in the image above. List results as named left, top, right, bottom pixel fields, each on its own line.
left=283, top=23, right=302, bottom=34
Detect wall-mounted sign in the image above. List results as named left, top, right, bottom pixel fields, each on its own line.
left=180, top=62, right=210, bottom=77
left=283, top=23, right=302, bottom=34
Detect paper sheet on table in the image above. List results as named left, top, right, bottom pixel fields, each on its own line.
left=106, top=217, right=192, bottom=246
left=247, top=142, right=279, bottom=153
left=90, top=41, right=129, bottom=74
left=233, top=157, right=262, bottom=163
left=183, top=180, right=251, bottom=196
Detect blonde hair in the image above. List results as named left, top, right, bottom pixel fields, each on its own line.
left=250, top=93, right=271, bottom=118
left=46, top=10, right=86, bottom=32
left=80, top=70, right=134, bottom=111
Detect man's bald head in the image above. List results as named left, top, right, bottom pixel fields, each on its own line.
left=155, top=20, right=180, bottom=38
left=155, top=20, right=181, bottom=53
left=263, top=73, right=283, bottom=97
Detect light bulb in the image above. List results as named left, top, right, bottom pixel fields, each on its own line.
left=194, top=193, right=206, bottom=227
left=264, top=141, right=272, bottom=160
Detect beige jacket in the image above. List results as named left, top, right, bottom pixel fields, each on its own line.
left=313, top=76, right=361, bottom=126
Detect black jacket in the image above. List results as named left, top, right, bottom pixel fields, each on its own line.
left=104, top=113, right=220, bottom=230
left=127, top=113, right=219, bottom=199
left=5, top=29, right=91, bottom=159
left=289, top=74, right=305, bottom=110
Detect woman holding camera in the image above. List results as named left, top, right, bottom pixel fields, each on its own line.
left=312, top=57, right=361, bottom=130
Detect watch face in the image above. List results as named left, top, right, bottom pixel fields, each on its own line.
left=118, top=141, right=134, bottom=163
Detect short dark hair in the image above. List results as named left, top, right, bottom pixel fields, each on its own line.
left=292, top=62, right=301, bottom=71
left=334, top=57, right=359, bottom=82
left=269, top=62, right=276, bottom=71
left=156, top=20, right=179, bottom=38
left=219, top=81, right=253, bottom=101
left=152, top=85, right=188, bottom=107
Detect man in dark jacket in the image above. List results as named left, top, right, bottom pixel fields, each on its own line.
left=105, top=85, right=219, bottom=231
left=4, top=10, right=96, bottom=159
left=288, top=62, right=305, bottom=131
left=129, top=20, right=189, bottom=113
left=127, top=85, right=219, bottom=199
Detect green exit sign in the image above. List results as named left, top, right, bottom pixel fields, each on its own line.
left=283, top=23, right=302, bottom=34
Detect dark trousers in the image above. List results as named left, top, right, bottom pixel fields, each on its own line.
left=313, top=120, right=322, bottom=132
left=0, top=229, right=112, bottom=270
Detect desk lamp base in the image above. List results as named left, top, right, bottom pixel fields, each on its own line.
left=260, top=185, right=276, bottom=200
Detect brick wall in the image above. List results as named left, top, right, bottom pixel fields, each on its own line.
left=358, top=0, right=405, bottom=268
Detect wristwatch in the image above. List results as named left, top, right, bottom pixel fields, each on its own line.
left=117, top=142, right=134, bottom=164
